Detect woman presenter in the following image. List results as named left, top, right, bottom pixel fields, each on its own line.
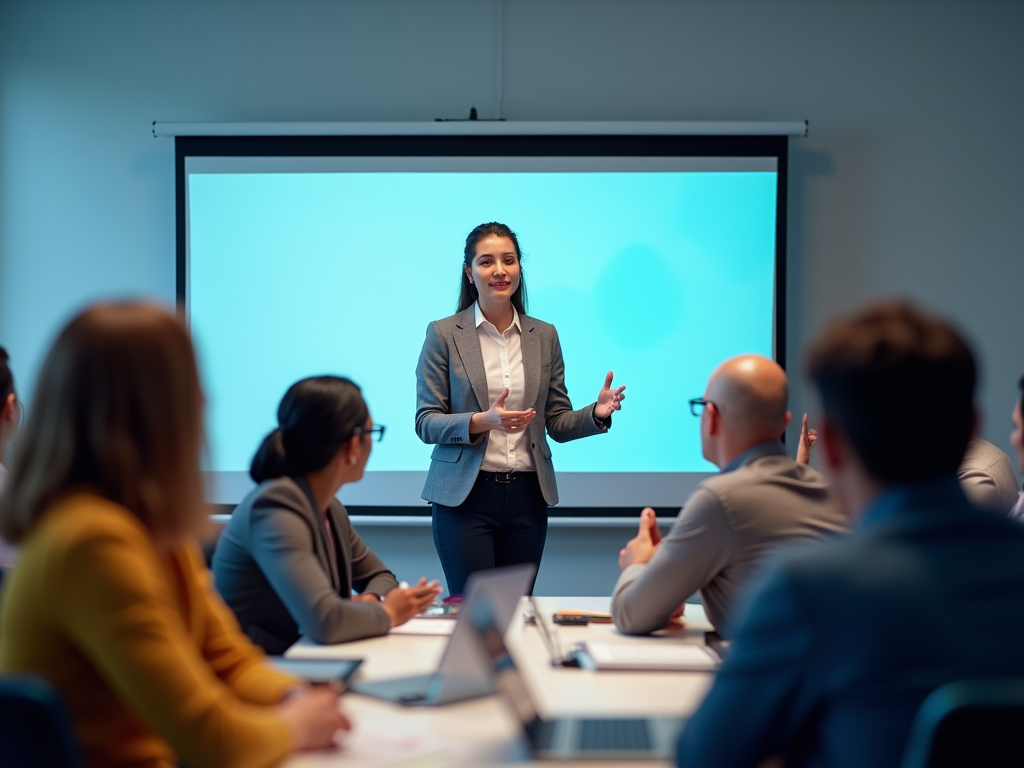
left=415, top=222, right=625, bottom=595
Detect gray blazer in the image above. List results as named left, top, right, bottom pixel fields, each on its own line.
left=211, top=476, right=399, bottom=654
left=416, top=307, right=607, bottom=507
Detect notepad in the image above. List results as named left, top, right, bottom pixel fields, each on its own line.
left=389, top=618, right=458, bottom=636
left=580, top=642, right=721, bottom=671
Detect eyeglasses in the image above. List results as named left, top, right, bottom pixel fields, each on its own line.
left=353, top=425, right=386, bottom=442
left=688, top=398, right=717, bottom=417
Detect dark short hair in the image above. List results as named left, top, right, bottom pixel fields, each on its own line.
left=250, top=376, right=369, bottom=483
left=806, top=301, right=975, bottom=483
left=0, top=303, right=205, bottom=543
left=1018, top=375, right=1024, bottom=422
left=457, top=222, right=528, bottom=316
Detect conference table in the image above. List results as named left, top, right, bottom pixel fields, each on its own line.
left=281, top=597, right=716, bottom=768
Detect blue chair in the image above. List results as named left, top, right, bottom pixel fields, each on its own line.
left=0, top=675, right=83, bottom=768
left=900, top=678, right=1024, bottom=768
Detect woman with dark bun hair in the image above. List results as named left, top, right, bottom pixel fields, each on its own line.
left=213, top=376, right=441, bottom=654
left=416, top=222, right=626, bottom=595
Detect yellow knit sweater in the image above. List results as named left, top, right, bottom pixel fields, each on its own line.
left=0, top=493, right=297, bottom=768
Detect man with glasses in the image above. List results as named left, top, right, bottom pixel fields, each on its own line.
left=611, top=354, right=847, bottom=637
left=676, top=302, right=1024, bottom=768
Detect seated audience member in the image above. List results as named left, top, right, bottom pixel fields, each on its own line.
left=0, top=303, right=347, bottom=768
left=1010, top=376, right=1024, bottom=520
left=677, top=302, right=1024, bottom=768
left=957, top=435, right=1018, bottom=513
left=611, top=355, right=847, bottom=636
left=0, top=346, right=20, bottom=573
left=213, top=376, right=441, bottom=654
left=801, top=423, right=1018, bottom=515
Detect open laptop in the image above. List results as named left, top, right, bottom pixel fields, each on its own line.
left=467, top=597, right=687, bottom=759
left=348, top=563, right=535, bottom=706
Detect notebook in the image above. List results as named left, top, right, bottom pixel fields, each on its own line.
left=579, top=641, right=721, bottom=671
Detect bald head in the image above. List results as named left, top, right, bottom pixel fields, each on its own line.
left=706, top=355, right=790, bottom=442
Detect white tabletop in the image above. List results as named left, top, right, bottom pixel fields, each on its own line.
left=282, top=597, right=715, bottom=767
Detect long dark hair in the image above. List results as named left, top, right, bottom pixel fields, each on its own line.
left=0, top=303, right=206, bottom=544
left=250, top=376, right=369, bottom=483
left=0, top=346, right=13, bottom=401
left=457, top=222, right=528, bottom=316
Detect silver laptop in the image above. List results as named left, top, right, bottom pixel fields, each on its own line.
left=467, top=597, right=686, bottom=759
left=349, top=563, right=535, bottom=706
left=531, top=598, right=584, bottom=668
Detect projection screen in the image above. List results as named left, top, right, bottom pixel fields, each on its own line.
left=175, top=130, right=789, bottom=514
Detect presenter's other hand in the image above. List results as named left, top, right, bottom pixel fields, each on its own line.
left=469, top=387, right=536, bottom=434
left=795, top=413, right=817, bottom=465
left=618, top=507, right=660, bottom=570
left=382, top=578, right=443, bottom=626
left=595, top=371, right=626, bottom=420
left=277, top=686, right=350, bottom=751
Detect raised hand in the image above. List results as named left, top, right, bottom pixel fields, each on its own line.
left=595, top=371, right=626, bottom=420
left=795, top=413, right=817, bottom=465
left=381, top=578, right=443, bottom=627
left=618, top=507, right=660, bottom=569
left=469, top=387, right=537, bottom=434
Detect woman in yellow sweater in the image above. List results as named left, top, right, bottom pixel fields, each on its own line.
left=0, top=302, right=348, bottom=768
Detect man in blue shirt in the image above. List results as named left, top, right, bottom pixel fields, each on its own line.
left=677, top=301, right=1024, bottom=768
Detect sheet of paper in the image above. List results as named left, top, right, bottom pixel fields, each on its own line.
left=286, top=725, right=458, bottom=768
left=285, top=643, right=361, bottom=660
left=389, top=618, right=457, bottom=636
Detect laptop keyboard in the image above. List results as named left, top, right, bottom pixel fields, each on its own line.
left=579, top=718, right=653, bottom=751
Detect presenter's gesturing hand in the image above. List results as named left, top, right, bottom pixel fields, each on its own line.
left=469, top=387, right=537, bottom=434
left=595, top=371, right=627, bottom=420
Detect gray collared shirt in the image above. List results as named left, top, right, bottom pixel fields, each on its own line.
left=958, top=436, right=1020, bottom=515
left=611, top=442, right=848, bottom=636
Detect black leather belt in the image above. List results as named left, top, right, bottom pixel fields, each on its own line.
left=478, top=471, right=536, bottom=484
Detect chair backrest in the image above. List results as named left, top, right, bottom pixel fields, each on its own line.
left=0, top=675, right=83, bottom=768
left=899, top=678, right=1024, bottom=768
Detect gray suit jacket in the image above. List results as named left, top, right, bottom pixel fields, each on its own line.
left=211, top=476, right=399, bottom=654
left=958, top=436, right=1020, bottom=515
left=611, top=442, right=848, bottom=636
left=415, top=307, right=607, bottom=507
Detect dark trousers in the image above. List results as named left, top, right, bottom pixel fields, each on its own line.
left=432, top=472, right=548, bottom=596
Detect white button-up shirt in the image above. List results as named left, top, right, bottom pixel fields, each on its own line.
left=475, top=302, right=536, bottom=473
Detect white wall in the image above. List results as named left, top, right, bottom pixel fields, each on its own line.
left=2, top=0, right=1022, bottom=593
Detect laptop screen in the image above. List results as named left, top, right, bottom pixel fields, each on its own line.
left=467, top=599, right=540, bottom=728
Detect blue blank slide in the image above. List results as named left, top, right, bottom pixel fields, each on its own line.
left=187, top=163, right=777, bottom=504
